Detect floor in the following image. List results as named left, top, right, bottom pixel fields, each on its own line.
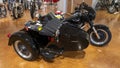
left=0, top=10, right=120, bottom=68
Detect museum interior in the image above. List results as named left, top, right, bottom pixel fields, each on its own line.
left=0, top=0, right=120, bottom=68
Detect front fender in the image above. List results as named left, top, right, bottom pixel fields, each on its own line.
left=87, top=24, right=109, bottom=33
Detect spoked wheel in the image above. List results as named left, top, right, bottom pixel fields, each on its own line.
left=2, top=6, right=7, bottom=17
left=13, top=37, right=39, bottom=61
left=88, top=26, right=112, bottom=46
left=18, top=6, right=24, bottom=18
left=13, top=7, right=19, bottom=19
left=14, top=40, right=32, bottom=59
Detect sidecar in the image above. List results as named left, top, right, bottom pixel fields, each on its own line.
left=8, top=12, right=89, bottom=61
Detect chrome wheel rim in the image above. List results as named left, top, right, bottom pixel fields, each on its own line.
left=90, top=29, right=109, bottom=45
left=14, top=40, right=32, bottom=59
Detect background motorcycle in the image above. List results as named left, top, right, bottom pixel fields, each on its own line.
left=95, top=0, right=111, bottom=10
left=64, top=2, right=112, bottom=46
left=108, top=0, right=120, bottom=14
left=95, top=0, right=120, bottom=14
left=30, top=0, right=41, bottom=19
left=12, top=0, right=24, bottom=19
left=0, top=3, right=7, bottom=18
left=7, top=0, right=24, bottom=19
left=8, top=12, right=89, bottom=61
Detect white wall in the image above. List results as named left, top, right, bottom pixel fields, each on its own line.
left=0, top=0, right=3, bottom=3
left=57, top=0, right=67, bottom=13
left=92, top=0, right=98, bottom=9
left=57, top=0, right=97, bottom=13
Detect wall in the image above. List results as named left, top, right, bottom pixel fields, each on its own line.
left=0, top=0, right=3, bottom=3
left=54, top=0, right=97, bottom=13
left=66, top=0, right=92, bottom=13
left=92, top=0, right=99, bottom=9
left=57, top=0, right=67, bottom=13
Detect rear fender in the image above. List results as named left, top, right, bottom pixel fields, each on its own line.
left=8, top=31, right=34, bottom=46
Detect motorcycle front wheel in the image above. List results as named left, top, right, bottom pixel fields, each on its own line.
left=88, top=25, right=112, bottom=46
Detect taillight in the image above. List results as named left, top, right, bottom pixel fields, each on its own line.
left=48, top=37, right=55, bottom=42
left=24, top=26, right=29, bottom=31
left=7, top=33, right=11, bottom=38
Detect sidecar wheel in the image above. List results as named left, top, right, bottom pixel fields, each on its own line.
left=88, top=27, right=112, bottom=46
left=13, top=39, right=39, bottom=61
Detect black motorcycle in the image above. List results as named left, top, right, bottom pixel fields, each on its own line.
left=0, top=3, right=7, bottom=18
left=64, top=2, right=112, bottom=46
left=8, top=12, right=89, bottom=61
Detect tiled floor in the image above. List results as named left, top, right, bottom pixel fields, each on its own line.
left=0, top=10, right=120, bottom=68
